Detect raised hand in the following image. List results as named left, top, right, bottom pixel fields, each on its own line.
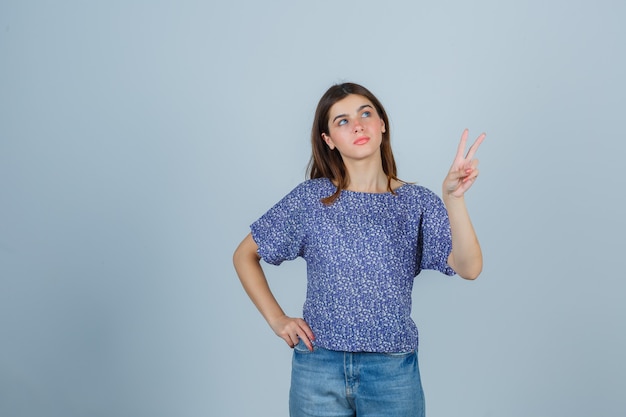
left=443, top=129, right=485, bottom=198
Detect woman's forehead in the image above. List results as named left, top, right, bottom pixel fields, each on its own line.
left=329, top=94, right=374, bottom=115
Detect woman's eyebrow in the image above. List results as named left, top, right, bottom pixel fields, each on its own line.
left=332, top=104, right=374, bottom=123
left=332, top=113, right=348, bottom=123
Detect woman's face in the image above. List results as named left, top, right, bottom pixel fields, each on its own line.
left=322, top=94, right=386, bottom=163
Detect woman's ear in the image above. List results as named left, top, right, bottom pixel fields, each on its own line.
left=322, top=133, right=335, bottom=150
left=381, top=120, right=386, bottom=133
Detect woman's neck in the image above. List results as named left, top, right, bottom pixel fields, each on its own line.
left=343, top=157, right=389, bottom=193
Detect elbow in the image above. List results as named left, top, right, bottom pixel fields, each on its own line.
left=232, top=243, right=242, bottom=268
left=232, top=247, right=241, bottom=269
left=460, top=269, right=481, bottom=280
left=233, top=234, right=261, bottom=272
left=448, top=252, right=482, bottom=280
left=232, top=244, right=250, bottom=272
left=458, top=262, right=482, bottom=281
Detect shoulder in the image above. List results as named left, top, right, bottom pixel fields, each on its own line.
left=289, top=178, right=334, bottom=197
left=301, top=177, right=334, bottom=191
left=395, top=183, right=447, bottom=213
left=275, top=178, right=334, bottom=207
left=397, top=183, right=440, bottom=201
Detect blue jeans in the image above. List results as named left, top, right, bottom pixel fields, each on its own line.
left=289, top=340, right=425, bottom=417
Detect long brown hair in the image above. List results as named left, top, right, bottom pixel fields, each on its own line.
left=306, top=82, right=400, bottom=205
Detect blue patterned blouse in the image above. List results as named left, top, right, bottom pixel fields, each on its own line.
left=251, top=177, right=455, bottom=352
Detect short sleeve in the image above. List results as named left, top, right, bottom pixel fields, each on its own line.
left=250, top=184, right=307, bottom=265
left=418, top=190, right=456, bottom=276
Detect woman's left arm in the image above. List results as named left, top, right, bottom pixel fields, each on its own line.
left=442, top=129, right=486, bottom=280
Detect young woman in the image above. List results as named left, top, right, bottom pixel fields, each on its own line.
left=233, top=82, right=484, bottom=417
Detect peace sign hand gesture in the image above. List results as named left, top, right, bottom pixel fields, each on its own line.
left=443, top=129, right=485, bottom=199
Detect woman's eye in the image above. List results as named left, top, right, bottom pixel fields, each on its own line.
left=362, top=111, right=371, bottom=118
left=338, top=119, right=348, bottom=126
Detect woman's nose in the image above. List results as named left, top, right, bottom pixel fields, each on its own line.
left=353, top=120, right=364, bottom=132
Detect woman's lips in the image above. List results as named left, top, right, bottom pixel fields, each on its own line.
left=354, top=136, right=370, bottom=145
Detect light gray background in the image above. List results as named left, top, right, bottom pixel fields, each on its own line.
left=1, top=1, right=624, bottom=416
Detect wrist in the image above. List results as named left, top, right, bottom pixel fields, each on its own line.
left=442, top=192, right=465, bottom=205
left=266, top=311, right=287, bottom=327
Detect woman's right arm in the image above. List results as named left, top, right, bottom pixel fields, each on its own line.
left=233, top=233, right=315, bottom=350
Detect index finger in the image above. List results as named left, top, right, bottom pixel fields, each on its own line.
left=297, top=319, right=316, bottom=351
left=455, top=129, right=469, bottom=160
left=465, top=132, right=486, bottom=161
left=299, top=334, right=315, bottom=351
